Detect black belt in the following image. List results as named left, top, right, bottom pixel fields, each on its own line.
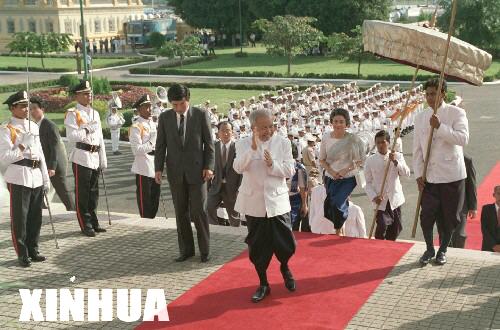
left=76, top=142, right=100, bottom=153
left=14, top=159, right=40, bottom=168
left=147, top=150, right=155, bottom=156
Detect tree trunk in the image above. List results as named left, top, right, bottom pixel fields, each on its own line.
left=287, top=52, right=291, bottom=76
left=357, top=53, right=361, bottom=79
left=41, top=51, right=45, bottom=69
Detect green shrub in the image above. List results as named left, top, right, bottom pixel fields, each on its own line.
left=58, top=74, right=80, bottom=89
left=122, top=110, right=134, bottom=127
left=92, top=99, right=109, bottom=117
left=92, top=77, right=112, bottom=95
left=445, top=90, right=456, bottom=103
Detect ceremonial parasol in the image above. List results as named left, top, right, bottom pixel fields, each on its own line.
left=362, top=1, right=493, bottom=238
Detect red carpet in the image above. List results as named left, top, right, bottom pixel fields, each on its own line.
left=465, top=162, right=500, bottom=250
left=136, top=233, right=412, bottom=330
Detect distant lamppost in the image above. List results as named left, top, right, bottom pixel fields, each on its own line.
left=239, top=0, right=243, bottom=53
left=79, top=0, right=88, bottom=79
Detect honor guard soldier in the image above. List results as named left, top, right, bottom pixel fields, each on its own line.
left=106, top=100, right=125, bottom=155
left=64, top=80, right=108, bottom=237
left=0, top=91, right=50, bottom=267
left=129, top=94, right=161, bottom=218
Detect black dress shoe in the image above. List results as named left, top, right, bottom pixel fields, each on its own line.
left=435, top=252, right=447, bottom=265
left=281, top=268, right=296, bottom=292
left=18, top=256, right=31, bottom=268
left=201, top=254, right=210, bottom=263
left=82, top=228, right=96, bottom=237
left=419, top=250, right=435, bottom=265
left=29, top=254, right=47, bottom=262
left=93, top=226, right=107, bottom=233
left=175, top=254, right=194, bottom=262
left=251, top=285, right=270, bottom=303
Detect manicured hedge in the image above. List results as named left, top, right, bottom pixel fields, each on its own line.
left=129, top=67, right=499, bottom=83
left=109, top=80, right=307, bottom=91
left=0, top=80, right=59, bottom=93
left=156, top=56, right=212, bottom=68
left=1, top=53, right=149, bottom=60
left=0, top=58, right=152, bottom=72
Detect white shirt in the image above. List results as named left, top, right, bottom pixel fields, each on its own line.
left=413, top=102, right=468, bottom=183
left=364, top=151, right=410, bottom=211
left=176, top=109, right=189, bottom=142
left=64, top=103, right=107, bottom=170
left=0, top=117, right=49, bottom=188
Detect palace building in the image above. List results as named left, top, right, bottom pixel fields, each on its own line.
left=0, top=0, right=145, bottom=52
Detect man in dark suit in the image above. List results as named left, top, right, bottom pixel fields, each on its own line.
left=155, top=84, right=215, bottom=263
left=207, top=121, right=242, bottom=226
left=481, top=185, right=500, bottom=252
left=449, top=155, right=477, bottom=248
left=29, top=96, right=75, bottom=211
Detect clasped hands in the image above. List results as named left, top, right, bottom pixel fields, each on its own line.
left=251, top=134, right=273, bottom=167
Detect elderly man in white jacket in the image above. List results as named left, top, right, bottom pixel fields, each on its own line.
left=233, top=108, right=296, bottom=303
left=413, top=78, right=469, bottom=266
left=365, top=130, right=410, bottom=241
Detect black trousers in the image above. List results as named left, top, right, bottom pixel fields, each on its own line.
left=207, top=183, right=240, bottom=227
left=72, top=163, right=100, bottom=231
left=438, top=210, right=468, bottom=249
left=169, top=176, right=210, bottom=256
left=50, top=169, right=75, bottom=211
left=8, top=183, right=43, bottom=258
left=420, top=179, right=465, bottom=254
left=245, top=213, right=296, bottom=275
left=136, top=174, right=161, bottom=219
left=375, top=202, right=402, bottom=241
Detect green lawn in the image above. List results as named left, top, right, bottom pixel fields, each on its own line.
left=179, top=45, right=500, bottom=78
left=0, top=56, right=141, bottom=71
left=0, top=87, right=265, bottom=125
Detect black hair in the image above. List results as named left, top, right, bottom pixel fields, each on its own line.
left=423, top=77, right=447, bottom=93
left=329, top=108, right=350, bottom=126
left=375, top=129, right=391, bottom=143
left=167, top=84, right=190, bottom=102
left=217, top=121, right=232, bottom=130
left=29, top=96, right=45, bottom=109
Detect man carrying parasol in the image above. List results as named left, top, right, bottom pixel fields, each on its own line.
left=413, top=78, right=469, bottom=265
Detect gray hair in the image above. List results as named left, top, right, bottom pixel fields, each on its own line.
left=249, top=108, right=272, bottom=127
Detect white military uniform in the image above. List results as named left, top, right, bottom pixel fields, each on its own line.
left=0, top=114, right=50, bottom=261
left=65, top=103, right=107, bottom=170
left=106, top=111, right=125, bottom=152
left=0, top=118, right=49, bottom=189
left=129, top=116, right=156, bottom=178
